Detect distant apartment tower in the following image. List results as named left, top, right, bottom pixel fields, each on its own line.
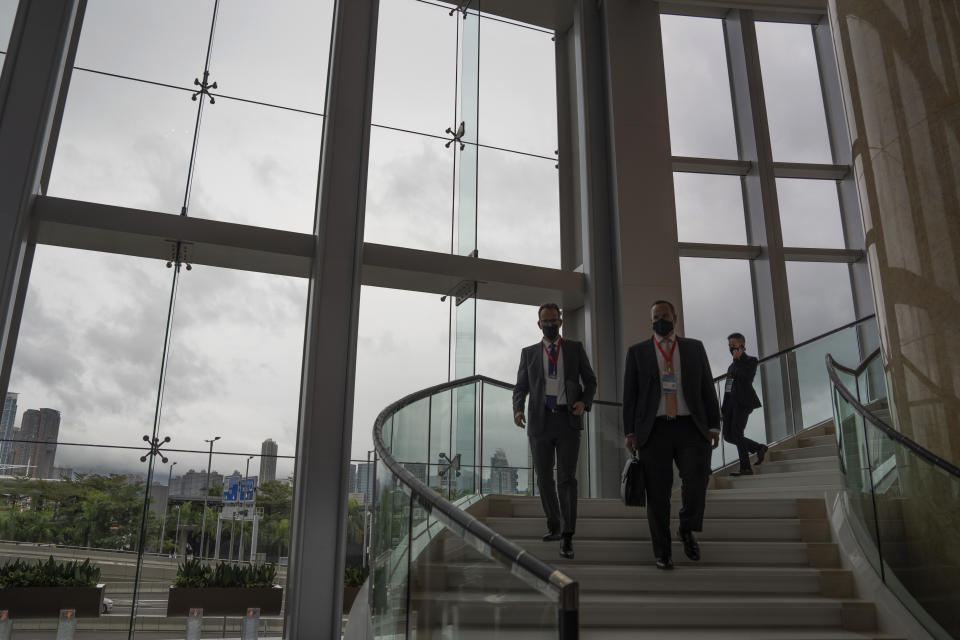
left=260, top=439, right=278, bottom=484
left=0, top=392, right=17, bottom=472
left=169, top=469, right=224, bottom=497
left=349, top=463, right=357, bottom=494
left=355, top=462, right=374, bottom=505
left=487, top=448, right=519, bottom=495
left=14, top=408, right=60, bottom=479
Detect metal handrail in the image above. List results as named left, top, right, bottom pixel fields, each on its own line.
left=372, top=374, right=579, bottom=638
left=825, top=353, right=960, bottom=479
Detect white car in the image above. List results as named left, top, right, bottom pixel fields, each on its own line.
left=101, top=597, right=114, bottom=614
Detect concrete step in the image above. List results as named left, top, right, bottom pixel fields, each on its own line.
left=716, top=470, right=844, bottom=490
left=423, top=564, right=855, bottom=597
left=443, top=538, right=835, bottom=567
left=768, top=444, right=837, bottom=461
left=409, top=593, right=876, bottom=630
left=481, top=517, right=831, bottom=542
left=436, top=629, right=902, bottom=639
left=800, top=434, right=838, bottom=448
left=705, top=486, right=839, bottom=499
left=754, top=457, right=840, bottom=475
left=505, top=497, right=805, bottom=519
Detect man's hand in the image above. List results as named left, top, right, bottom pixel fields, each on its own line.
left=572, top=401, right=585, bottom=416
left=710, top=431, right=720, bottom=449
left=514, top=412, right=526, bottom=428
left=625, top=434, right=636, bottom=454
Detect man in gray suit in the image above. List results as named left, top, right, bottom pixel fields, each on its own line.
left=623, top=300, right=721, bottom=570
left=513, top=303, right=597, bottom=559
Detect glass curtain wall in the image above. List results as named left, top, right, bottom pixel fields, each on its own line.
left=0, top=1, right=333, bottom=636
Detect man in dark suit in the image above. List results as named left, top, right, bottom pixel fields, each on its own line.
left=721, top=332, right=766, bottom=476
left=623, top=300, right=720, bottom=570
left=513, top=303, right=597, bottom=560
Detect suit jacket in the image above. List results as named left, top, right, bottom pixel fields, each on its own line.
left=622, top=336, right=721, bottom=446
left=512, top=338, right=598, bottom=436
left=721, top=355, right=762, bottom=413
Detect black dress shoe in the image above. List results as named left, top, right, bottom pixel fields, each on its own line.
left=755, top=444, right=769, bottom=465
left=655, top=556, right=674, bottom=570
left=559, top=536, right=574, bottom=559
left=678, top=530, right=701, bottom=562
left=730, top=469, right=754, bottom=476
left=542, top=531, right=563, bottom=542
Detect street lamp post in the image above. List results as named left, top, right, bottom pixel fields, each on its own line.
left=173, top=505, right=182, bottom=557
left=157, top=461, right=177, bottom=554
left=199, top=436, right=220, bottom=560
left=238, top=454, right=255, bottom=563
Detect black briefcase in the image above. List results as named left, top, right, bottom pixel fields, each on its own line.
left=621, top=453, right=646, bottom=507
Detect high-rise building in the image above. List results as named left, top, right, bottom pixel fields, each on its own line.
left=355, top=462, right=374, bottom=505
left=349, top=463, right=357, bottom=494
left=169, top=469, right=224, bottom=498
left=13, top=408, right=60, bottom=479
left=0, top=392, right=17, bottom=473
left=486, top=448, right=519, bottom=495
left=260, top=438, right=278, bottom=484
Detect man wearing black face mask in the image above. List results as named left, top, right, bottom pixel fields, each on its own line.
left=623, top=300, right=721, bottom=570
left=513, top=303, right=597, bottom=559
left=721, top=333, right=765, bottom=476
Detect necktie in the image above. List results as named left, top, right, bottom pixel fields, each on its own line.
left=546, top=343, right=558, bottom=410
left=664, top=340, right=678, bottom=418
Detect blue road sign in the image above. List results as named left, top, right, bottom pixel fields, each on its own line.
left=240, top=477, right=257, bottom=502
left=223, top=476, right=240, bottom=502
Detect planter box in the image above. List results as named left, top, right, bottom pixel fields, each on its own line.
left=0, top=584, right=104, bottom=617
left=166, top=586, right=283, bottom=617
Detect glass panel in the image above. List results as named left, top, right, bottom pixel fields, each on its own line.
left=7, top=246, right=170, bottom=452
left=585, top=401, right=626, bottom=499
left=0, top=0, right=15, bottom=52
left=475, top=300, right=539, bottom=383
left=364, top=126, right=454, bottom=253
left=391, top=398, right=430, bottom=464
left=188, top=97, right=323, bottom=232
left=372, top=0, right=457, bottom=137
left=477, top=147, right=560, bottom=268
left=407, top=512, right=558, bottom=638
left=786, top=261, right=856, bottom=343
left=777, top=178, right=846, bottom=249
left=453, top=382, right=479, bottom=497
left=478, top=16, right=557, bottom=156
left=481, top=383, right=530, bottom=494
left=675, top=173, right=748, bottom=244
left=160, top=266, right=306, bottom=461
left=661, top=15, right=738, bottom=159
left=209, top=0, right=334, bottom=112
left=371, top=462, right=410, bottom=638
left=793, top=326, right=861, bottom=429
left=680, top=257, right=759, bottom=376
left=353, top=287, right=449, bottom=462
left=74, top=0, right=213, bottom=88
left=48, top=71, right=196, bottom=214
left=429, top=391, right=452, bottom=467
left=755, top=22, right=832, bottom=164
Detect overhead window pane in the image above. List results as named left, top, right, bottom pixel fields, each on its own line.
left=1, top=0, right=15, bottom=52
left=777, top=178, right=846, bottom=248
left=675, top=173, right=748, bottom=244
left=478, top=17, right=557, bottom=157
left=786, top=261, right=855, bottom=343
left=756, top=22, right=832, bottom=164
left=661, top=15, right=738, bottom=159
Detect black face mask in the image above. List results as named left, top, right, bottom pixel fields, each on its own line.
left=542, top=324, right=560, bottom=340
left=652, top=319, right=673, bottom=337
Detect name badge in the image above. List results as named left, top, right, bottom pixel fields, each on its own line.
left=724, top=378, right=734, bottom=394
left=662, top=374, right=677, bottom=394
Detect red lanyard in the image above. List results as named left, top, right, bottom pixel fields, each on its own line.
left=654, top=336, right=677, bottom=364
left=543, top=337, right=562, bottom=367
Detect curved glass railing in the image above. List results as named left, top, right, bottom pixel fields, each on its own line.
left=370, top=376, right=578, bottom=639
left=828, top=352, right=960, bottom=640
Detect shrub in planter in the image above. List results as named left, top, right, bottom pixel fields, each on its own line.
left=167, top=559, right=282, bottom=617
left=342, top=565, right=369, bottom=614
left=0, top=556, right=104, bottom=617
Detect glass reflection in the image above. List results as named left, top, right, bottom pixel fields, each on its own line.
left=48, top=71, right=196, bottom=214
left=661, top=14, right=738, bottom=159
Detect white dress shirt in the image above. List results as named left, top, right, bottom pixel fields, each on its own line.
left=541, top=337, right=567, bottom=406
left=653, top=333, right=690, bottom=417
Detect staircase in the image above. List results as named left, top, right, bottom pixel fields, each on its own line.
left=415, top=421, right=906, bottom=639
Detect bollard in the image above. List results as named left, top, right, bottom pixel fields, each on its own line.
left=55, top=609, right=76, bottom=640
left=186, top=607, right=203, bottom=640
left=0, top=610, right=11, bottom=640
left=242, top=607, right=260, bottom=640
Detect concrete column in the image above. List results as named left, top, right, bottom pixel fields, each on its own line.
left=829, top=0, right=960, bottom=465
left=285, top=0, right=378, bottom=637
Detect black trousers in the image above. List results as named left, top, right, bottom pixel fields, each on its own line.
left=530, top=410, right=581, bottom=536
left=637, top=416, right=712, bottom=559
left=722, top=404, right=762, bottom=471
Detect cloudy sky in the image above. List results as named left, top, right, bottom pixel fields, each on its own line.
left=1, top=1, right=858, bottom=485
